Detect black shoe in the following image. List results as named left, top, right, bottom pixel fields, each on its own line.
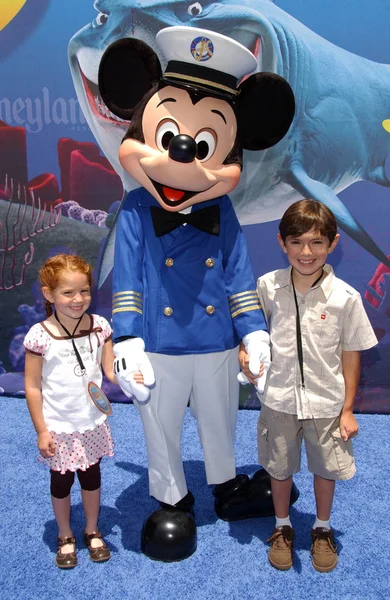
left=213, top=474, right=250, bottom=501
left=214, top=469, right=300, bottom=521
left=160, top=491, right=195, bottom=517
left=141, top=508, right=197, bottom=562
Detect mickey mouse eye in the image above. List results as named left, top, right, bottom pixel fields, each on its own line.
left=156, top=120, right=180, bottom=152
left=187, top=3, right=203, bottom=16
left=195, top=129, right=216, bottom=162
left=93, top=12, right=109, bottom=27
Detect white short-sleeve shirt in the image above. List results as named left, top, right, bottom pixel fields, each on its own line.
left=257, top=265, right=378, bottom=419
left=24, top=314, right=112, bottom=434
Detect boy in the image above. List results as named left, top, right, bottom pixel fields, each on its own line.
left=239, top=199, right=377, bottom=572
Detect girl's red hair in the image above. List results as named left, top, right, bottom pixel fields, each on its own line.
left=39, top=254, right=93, bottom=316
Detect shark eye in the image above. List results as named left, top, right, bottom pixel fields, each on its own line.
left=156, top=120, right=180, bottom=152
left=94, top=12, right=108, bottom=27
left=187, top=3, right=203, bottom=16
left=195, top=129, right=216, bottom=162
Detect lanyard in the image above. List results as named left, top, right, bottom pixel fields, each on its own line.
left=54, top=312, right=112, bottom=416
left=54, top=312, right=86, bottom=374
left=291, top=270, right=323, bottom=389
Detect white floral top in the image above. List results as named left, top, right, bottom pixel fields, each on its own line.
left=24, top=314, right=112, bottom=434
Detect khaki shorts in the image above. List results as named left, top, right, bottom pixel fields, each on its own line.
left=257, top=404, right=356, bottom=481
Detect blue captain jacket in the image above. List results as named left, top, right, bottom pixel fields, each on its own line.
left=112, top=187, right=267, bottom=354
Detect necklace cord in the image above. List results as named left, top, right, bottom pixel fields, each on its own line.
left=54, top=312, right=86, bottom=373
left=291, top=269, right=324, bottom=388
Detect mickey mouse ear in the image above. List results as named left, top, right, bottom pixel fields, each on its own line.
left=237, top=73, right=295, bottom=151
left=98, top=38, right=162, bottom=121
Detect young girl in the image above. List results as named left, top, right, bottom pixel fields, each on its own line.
left=24, top=254, right=119, bottom=569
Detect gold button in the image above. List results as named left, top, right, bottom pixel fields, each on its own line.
left=165, top=258, right=174, bottom=267
left=205, top=258, right=215, bottom=268
left=206, top=305, right=215, bottom=315
left=163, top=307, right=173, bottom=316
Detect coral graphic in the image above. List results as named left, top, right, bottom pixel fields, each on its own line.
left=0, top=177, right=60, bottom=290
left=353, top=256, right=390, bottom=413
left=0, top=282, right=45, bottom=395
left=58, top=201, right=108, bottom=227
left=10, top=302, right=46, bottom=372
left=58, top=139, right=123, bottom=209
left=365, top=256, right=390, bottom=344
left=0, top=121, right=28, bottom=186
left=0, top=122, right=123, bottom=216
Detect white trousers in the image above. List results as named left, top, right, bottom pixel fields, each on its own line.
left=133, top=347, right=240, bottom=505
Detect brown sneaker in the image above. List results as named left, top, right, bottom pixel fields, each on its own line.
left=311, top=528, right=338, bottom=572
left=266, top=526, right=294, bottom=570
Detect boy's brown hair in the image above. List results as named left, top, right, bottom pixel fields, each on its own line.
left=279, top=199, right=338, bottom=244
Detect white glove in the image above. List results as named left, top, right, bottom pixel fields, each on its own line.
left=237, top=370, right=268, bottom=394
left=237, top=330, right=271, bottom=395
left=113, top=338, right=155, bottom=402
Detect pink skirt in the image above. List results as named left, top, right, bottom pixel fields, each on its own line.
left=39, top=420, right=114, bottom=474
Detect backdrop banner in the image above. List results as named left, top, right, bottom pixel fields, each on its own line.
left=1, top=0, right=389, bottom=411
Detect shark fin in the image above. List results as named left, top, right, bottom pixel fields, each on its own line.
left=96, top=191, right=131, bottom=288
left=97, top=223, right=116, bottom=288
left=288, top=166, right=390, bottom=268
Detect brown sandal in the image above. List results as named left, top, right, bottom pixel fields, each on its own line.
left=56, top=536, right=77, bottom=569
left=84, top=531, right=111, bottom=562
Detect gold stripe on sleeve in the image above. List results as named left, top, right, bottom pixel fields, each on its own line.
left=112, top=306, right=142, bottom=315
left=231, top=305, right=262, bottom=319
left=112, top=299, right=143, bottom=308
left=228, top=290, right=258, bottom=301
left=229, top=294, right=259, bottom=308
left=113, top=290, right=143, bottom=299
left=229, top=299, right=261, bottom=313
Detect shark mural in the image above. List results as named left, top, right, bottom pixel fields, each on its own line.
left=68, top=0, right=390, bottom=283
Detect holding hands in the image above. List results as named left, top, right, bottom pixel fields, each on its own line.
left=113, top=337, right=155, bottom=402
left=238, top=330, right=271, bottom=394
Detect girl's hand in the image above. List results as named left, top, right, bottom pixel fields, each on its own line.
left=38, top=431, right=55, bottom=458
left=340, top=411, right=359, bottom=442
left=132, top=370, right=144, bottom=385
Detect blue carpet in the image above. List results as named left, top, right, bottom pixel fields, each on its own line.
left=1, top=399, right=389, bottom=600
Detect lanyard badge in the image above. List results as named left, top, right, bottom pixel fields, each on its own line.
left=291, top=271, right=323, bottom=440
left=291, top=269, right=324, bottom=390
left=54, top=312, right=112, bottom=416
left=87, top=381, right=113, bottom=416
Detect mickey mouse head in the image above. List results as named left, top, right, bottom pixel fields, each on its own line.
left=99, top=26, right=295, bottom=211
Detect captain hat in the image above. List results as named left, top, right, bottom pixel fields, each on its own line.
left=156, top=26, right=258, bottom=100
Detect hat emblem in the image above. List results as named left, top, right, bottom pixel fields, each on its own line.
left=190, top=36, right=214, bottom=62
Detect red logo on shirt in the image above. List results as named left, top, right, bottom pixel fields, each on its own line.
left=321, top=313, right=326, bottom=320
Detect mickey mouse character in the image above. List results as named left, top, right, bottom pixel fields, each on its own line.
left=99, top=26, right=295, bottom=561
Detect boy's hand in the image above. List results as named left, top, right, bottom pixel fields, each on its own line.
left=238, top=348, right=267, bottom=393
left=38, top=431, right=55, bottom=458
left=242, top=331, right=271, bottom=376
left=340, top=411, right=359, bottom=441
left=238, top=349, right=264, bottom=383
left=238, top=331, right=270, bottom=394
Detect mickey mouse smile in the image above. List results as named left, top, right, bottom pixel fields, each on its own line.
left=151, top=179, right=214, bottom=207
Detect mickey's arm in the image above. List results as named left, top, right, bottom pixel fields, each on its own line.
left=223, top=197, right=270, bottom=391
left=112, top=193, right=155, bottom=401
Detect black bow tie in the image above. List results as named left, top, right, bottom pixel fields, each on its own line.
left=150, top=204, right=220, bottom=237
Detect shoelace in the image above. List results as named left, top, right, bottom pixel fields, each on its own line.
left=312, top=530, right=336, bottom=553
left=267, top=528, right=293, bottom=548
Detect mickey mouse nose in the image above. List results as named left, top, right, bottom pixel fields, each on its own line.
left=169, top=134, right=197, bottom=163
